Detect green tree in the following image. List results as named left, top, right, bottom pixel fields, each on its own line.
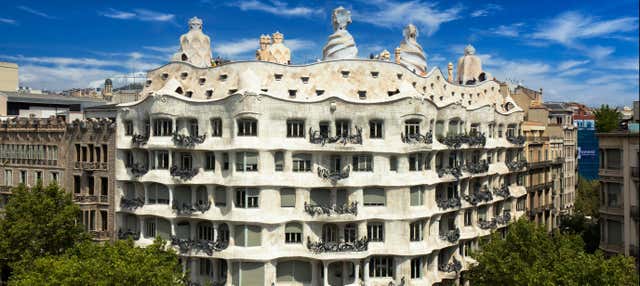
left=0, top=183, right=88, bottom=272
left=468, top=219, right=638, bottom=286
left=593, top=105, right=621, bottom=133
left=9, top=238, right=185, bottom=286
left=574, top=175, right=600, bottom=218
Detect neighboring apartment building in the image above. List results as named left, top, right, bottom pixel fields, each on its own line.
left=0, top=116, right=117, bottom=241
left=569, top=102, right=598, bottom=180
left=598, top=101, right=639, bottom=261
left=545, top=102, right=577, bottom=215
left=114, top=14, right=528, bottom=286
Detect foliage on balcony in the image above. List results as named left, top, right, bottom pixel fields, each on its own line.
left=131, top=133, right=149, bottom=145
left=170, top=236, right=228, bottom=255
left=304, top=201, right=358, bottom=216
left=493, top=185, right=511, bottom=198
left=438, top=132, right=486, bottom=148
left=437, top=197, right=461, bottom=209
left=117, top=229, right=140, bottom=240
left=507, top=135, right=525, bottom=145
left=172, top=200, right=211, bottom=215
left=463, top=160, right=489, bottom=174
left=437, top=166, right=463, bottom=179
left=170, top=165, right=199, bottom=180
left=506, top=159, right=528, bottom=171
left=120, top=197, right=144, bottom=210
left=439, top=228, right=460, bottom=243
left=172, top=133, right=206, bottom=147
left=317, top=165, right=350, bottom=182
left=463, top=188, right=493, bottom=205
left=306, top=236, right=368, bottom=253
left=401, top=130, right=433, bottom=144
left=129, top=163, right=148, bottom=177
left=309, top=126, right=363, bottom=146
left=438, top=258, right=462, bottom=273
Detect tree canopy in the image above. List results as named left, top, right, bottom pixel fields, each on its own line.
left=574, top=175, right=600, bottom=218
left=593, top=105, right=622, bottom=133
left=468, top=219, right=638, bottom=286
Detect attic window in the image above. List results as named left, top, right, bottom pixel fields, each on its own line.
left=288, top=89, right=297, bottom=97
left=228, top=89, right=237, bottom=95
left=341, top=70, right=350, bottom=78
left=315, top=90, right=325, bottom=96
left=175, top=87, right=184, bottom=95
left=477, top=93, right=481, bottom=97
left=274, top=73, right=283, bottom=81
left=301, top=76, right=309, bottom=84
left=461, top=93, right=465, bottom=98
left=180, top=72, right=188, bottom=79
left=370, top=71, right=379, bottom=78
left=205, top=90, right=213, bottom=98
left=185, top=91, right=193, bottom=98
left=412, top=82, right=417, bottom=87
left=468, top=100, right=472, bottom=105
left=491, top=87, right=495, bottom=91
left=387, top=89, right=400, bottom=96
left=451, top=92, right=455, bottom=97
left=430, top=83, right=434, bottom=89
left=430, top=95, right=434, bottom=101
left=439, top=96, right=443, bottom=101
left=396, top=73, right=403, bottom=80
left=145, top=80, right=152, bottom=87
left=436, top=76, right=441, bottom=81
left=199, top=77, right=206, bottom=85
left=260, top=88, right=268, bottom=92
left=422, top=86, right=426, bottom=93
left=443, top=85, right=447, bottom=90
left=219, top=74, right=228, bottom=81
left=484, top=89, right=487, bottom=94
left=161, top=73, right=169, bottom=80
left=358, top=90, right=367, bottom=99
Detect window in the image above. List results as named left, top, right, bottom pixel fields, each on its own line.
left=292, top=153, right=311, bottom=172
left=344, top=224, right=357, bottom=243
left=236, top=152, right=258, bottom=172
left=4, top=170, right=12, bottom=185
left=497, top=124, right=504, bottom=138
left=607, top=220, right=623, bottom=245
left=606, top=149, right=622, bottom=169
left=187, top=119, right=199, bottom=136
left=153, top=118, right=173, bottom=136
left=410, top=186, right=424, bottom=206
left=73, top=176, right=81, bottom=193
left=180, top=153, right=193, bottom=169
left=410, top=257, right=422, bottom=279
left=222, top=153, right=229, bottom=170
left=205, top=152, right=215, bottom=171
left=124, top=151, right=133, bottom=168
left=19, top=170, right=27, bottom=184
left=233, top=262, right=264, bottom=286
left=606, top=183, right=622, bottom=208
left=435, top=120, right=444, bottom=137
left=277, top=261, right=311, bottom=283
left=211, top=118, right=222, bottom=137
left=34, top=171, right=42, bottom=183
left=470, top=123, right=480, bottom=135
left=286, top=120, right=305, bottom=138
left=284, top=222, right=302, bottom=243
left=235, top=188, right=259, bottom=208
left=319, top=122, right=330, bottom=137
left=369, top=120, right=383, bottom=138
left=464, top=209, right=472, bottom=226
left=101, top=177, right=108, bottom=196
left=144, top=218, right=170, bottom=239
left=352, top=154, right=373, bottom=171
left=405, top=119, right=420, bottom=136
left=322, top=224, right=338, bottom=242
left=215, top=187, right=227, bottom=207
left=335, top=120, right=350, bottom=137
left=274, top=151, right=284, bottom=172
left=478, top=206, right=487, bottom=222
left=448, top=119, right=459, bottom=136
left=389, top=156, right=398, bottom=171
left=237, top=118, right=257, bottom=136
left=409, top=153, right=423, bottom=171
left=155, top=151, right=169, bottom=169
left=280, top=188, right=296, bottom=208
left=147, top=183, right=169, bottom=204
left=124, top=121, right=134, bottom=135
left=363, top=188, right=385, bottom=206
left=367, top=223, right=384, bottom=241
left=50, top=171, right=58, bottom=183
left=369, top=256, right=393, bottom=277
left=234, top=225, right=262, bottom=247
left=410, top=221, right=424, bottom=241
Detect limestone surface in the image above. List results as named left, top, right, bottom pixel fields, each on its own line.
left=172, top=17, right=212, bottom=68
left=322, top=7, right=358, bottom=60
left=396, top=24, right=427, bottom=75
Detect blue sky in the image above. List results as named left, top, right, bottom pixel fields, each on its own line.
left=0, top=0, right=638, bottom=106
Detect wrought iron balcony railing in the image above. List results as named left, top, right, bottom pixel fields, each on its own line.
left=437, top=197, right=461, bottom=210
left=478, top=219, right=497, bottom=230
left=463, top=160, right=489, bottom=174
left=463, top=188, right=493, bottom=205
left=437, top=166, right=463, bottom=179
left=304, top=201, right=358, bottom=216
left=493, top=185, right=511, bottom=198
left=438, top=258, right=462, bottom=273
left=317, top=166, right=350, bottom=182
left=401, top=130, right=433, bottom=144
left=74, top=161, right=107, bottom=171
left=309, top=127, right=363, bottom=146
left=117, top=229, right=140, bottom=240
left=306, top=236, right=368, bottom=253
left=506, top=135, right=525, bottom=145
left=506, top=159, right=528, bottom=171
left=170, top=236, right=228, bottom=255
left=120, top=197, right=144, bottom=210
left=131, top=133, right=149, bottom=145
left=172, top=200, right=212, bottom=215
left=439, top=228, right=460, bottom=243
left=172, top=133, right=206, bottom=147
left=495, top=212, right=512, bottom=225
left=438, top=132, right=486, bottom=148
left=170, top=166, right=199, bottom=180
left=129, top=163, right=148, bottom=177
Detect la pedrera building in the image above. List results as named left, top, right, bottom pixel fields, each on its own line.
left=115, top=8, right=527, bottom=286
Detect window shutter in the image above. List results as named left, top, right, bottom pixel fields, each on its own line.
left=336, top=189, right=348, bottom=206
left=280, top=188, right=296, bottom=207
left=240, top=262, right=264, bottom=286
left=234, top=225, right=246, bottom=246
left=310, top=189, right=331, bottom=206
left=215, top=187, right=226, bottom=206
left=435, top=121, right=444, bottom=137
left=285, top=223, right=302, bottom=233
left=410, top=186, right=422, bottom=206
left=246, top=225, right=261, bottom=246
left=176, top=223, right=190, bottom=239
left=276, top=261, right=294, bottom=282
left=364, top=188, right=385, bottom=206
left=157, top=219, right=171, bottom=239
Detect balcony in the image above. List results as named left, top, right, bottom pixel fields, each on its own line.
left=506, top=135, right=525, bottom=145
left=526, top=182, right=553, bottom=192
left=463, top=188, right=493, bottom=205
left=304, top=201, right=358, bottom=216
left=439, top=228, right=461, bottom=243
left=90, top=230, right=111, bottom=240
left=74, top=161, right=108, bottom=171
left=438, top=133, right=486, bottom=149
left=463, top=160, right=489, bottom=174
left=493, top=185, right=510, bottom=198
left=172, top=200, right=212, bottom=215
left=496, top=212, right=512, bottom=225
left=437, top=166, right=463, bottom=179
left=117, top=229, right=140, bottom=240
left=170, top=237, right=228, bottom=255
left=478, top=219, right=496, bottom=230
left=525, top=136, right=549, bottom=144
left=120, top=197, right=144, bottom=210
left=131, top=133, right=149, bottom=146
left=170, top=166, right=199, bottom=180
left=0, top=185, right=11, bottom=194
left=437, top=197, right=461, bottom=210
left=306, top=236, right=368, bottom=253
left=401, top=130, right=433, bottom=144
left=506, top=159, right=528, bottom=172
left=438, top=258, right=462, bottom=273
left=309, top=127, right=362, bottom=146
left=129, top=163, right=148, bottom=177
left=527, top=160, right=552, bottom=169
left=74, top=194, right=108, bottom=204
left=317, top=166, right=350, bottom=182
left=552, top=157, right=563, bottom=165
left=172, top=133, right=206, bottom=147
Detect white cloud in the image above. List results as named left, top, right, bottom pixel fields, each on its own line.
left=285, top=39, right=315, bottom=51
left=0, top=17, right=17, bottom=25
left=356, top=0, right=462, bottom=36
left=101, top=8, right=174, bottom=22
left=584, top=45, right=615, bottom=60
left=557, top=60, right=590, bottom=71
left=558, top=68, right=588, bottom=77
left=143, top=45, right=178, bottom=53
left=214, top=37, right=315, bottom=58
left=230, top=0, right=322, bottom=17
left=0, top=54, right=119, bottom=67
left=17, top=5, right=56, bottom=19
left=532, top=11, right=638, bottom=45
left=18, top=64, right=120, bottom=91
left=470, top=4, right=502, bottom=17
left=492, top=23, right=523, bottom=37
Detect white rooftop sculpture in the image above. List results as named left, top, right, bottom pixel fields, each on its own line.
left=322, top=7, right=358, bottom=61
left=269, top=32, right=291, bottom=65
left=172, top=17, right=212, bottom=68
left=456, top=44, right=488, bottom=85
left=395, top=24, right=427, bottom=75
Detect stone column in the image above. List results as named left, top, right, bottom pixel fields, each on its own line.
left=190, top=221, right=196, bottom=239
left=168, top=185, right=174, bottom=206
left=363, top=258, right=370, bottom=285
left=270, top=260, right=278, bottom=286
left=354, top=260, right=360, bottom=285
left=311, top=261, right=320, bottom=286
left=323, top=261, right=329, bottom=286
left=190, top=258, right=197, bottom=282
left=139, top=217, right=145, bottom=237
left=342, top=262, right=348, bottom=285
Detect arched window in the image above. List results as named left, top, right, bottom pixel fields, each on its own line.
left=197, top=221, right=214, bottom=241
left=404, top=119, right=421, bottom=136
left=218, top=223, right=229, bottom=242
left=322, top=224, right=338, bottom=242
left=284, top=222, right=302, bottom=244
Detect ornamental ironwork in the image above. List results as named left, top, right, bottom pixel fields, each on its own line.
left=130, top=163, right=148, bottom=177
left=170, top=236, right=228, bottom=255
left=317, top=165, right=350, bottom=182
left=506, top=159, right=528, bottom=171
left=437, top=197, right=461, bottom=209
left=463, top=160, right=489, bottom=174
left=401, top=130, right=433, bottom=144
left=463, top=188, right=493, bottom=205
left=438, top=132, right=486, bottom=148
left=438, top=258, right=462, bottom=273
left=493, top=185, right=510, bottom=198
left=306, top=236, right=368, bottom=253
left=506, top=135, right=525, bottom=145
left=439, top=228, right=460, bottom=243
left=495, top=212, right=512, bottom=225
left=304, top=201, right=358, bottom=216
left=478, top=219, right=497, bottom=229
left=437, top=166, right=463, bottom=179
left=309, top=127, right=363, bottom=146
left=120, top=197, right=144, bottom=210
left=172, top=133, right=206, bottom=147
left=117, top=229, right=140, bottom=240
left=170, top=165, right=199, bottom=180
left=131, top=133, right=149, bottom=145
left=172, top=200, right=212, bottom=215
